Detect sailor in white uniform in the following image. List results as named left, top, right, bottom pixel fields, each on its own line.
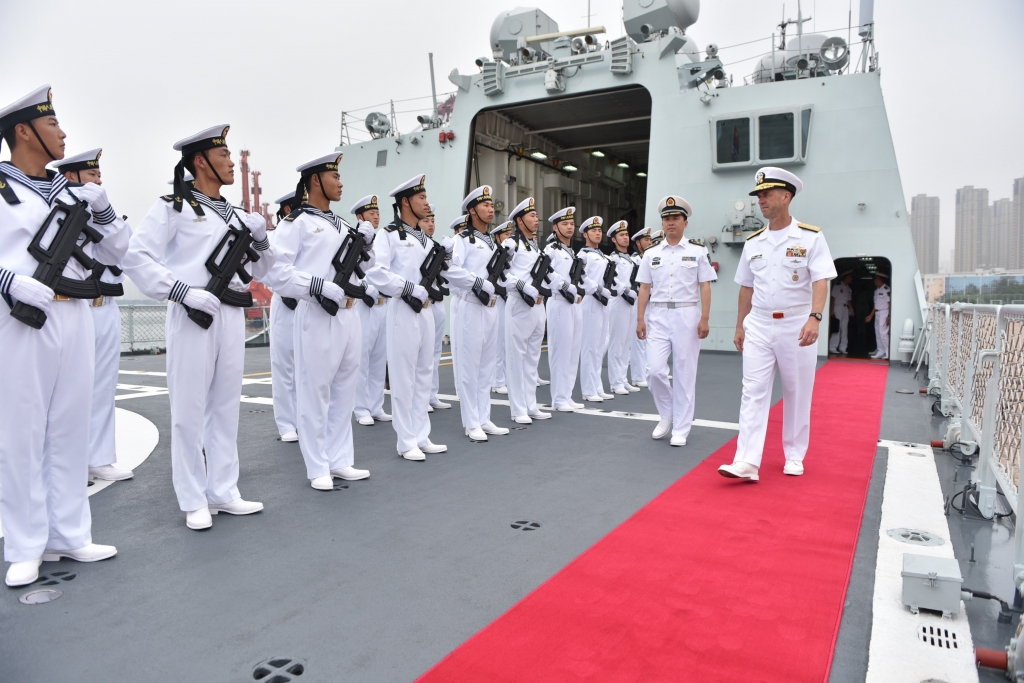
left=606, top=220, right=641, bottom=395
left=264, top=153, right=372, bottom=490
left=719, top=168, right=836, bottom=481
left=269, top=190, right=299, bottom=442
left=650, top=229, right=664, bottom=247
left=866, top=274, right=890, bottom=359
left=350, top=194, right=391, bottom=426
left=829, top=272, right=854, bottom=355
left=0, top=86, right=127, bottom=586
left=123, top=124, right=275, bottom=528
left=501, top=198, right=552, bottom=423
left=421, top=204, right=453, bottom=412
left=365, top=175, right=447, bottom=460
left=54, top=148, right=134, bottom=482
left=490, top=221, right=513, bottom=394
left=636, top=197, right=716, bottom=446
left=629, top=227, right=653, bottom=388
left=544, top=206, right=585, bottom=412
left=578, top=216, right=614, bottom=402
left=446, top=187, right=510, bottom=441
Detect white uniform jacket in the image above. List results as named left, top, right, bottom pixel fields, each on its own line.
left=579, top=247, right=611, bottom=301
left=610, top=250, right=637, bottom=303
left=638, top=239, right=718, bottom=301
left=873, top=284, right=890, bottom=311
left=502, top=232, right=547, bottom=302
left=366, top=221, right=434, bottom=302
left=446, top=228, right=496, bottom=296
left=734, top=219, right=836, bottom=310
left=544, top=240, right=583, bottom=303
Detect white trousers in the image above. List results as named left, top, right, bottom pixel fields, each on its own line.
left=386, top=300, right=435, bottom=453
left=89, top=300, right=121, bottom=468
left=630, top=324, right=647, bottom=383
left=734, top=311, right=818, bottom=467
left=354, top=300, right=388, bottom=419
left=269, top=296, right=297, bottom=436
left=294, top=301, right=361, bottom=479
left=830, top=308, right=849, bottom=353
left=450, top=297, right=460, bottom=390
left=430, top=300, right=446, bottom=403
left=454, top=297, right=498, bottom=429
left=647, top=306, right=700, bottom=439
left=505, top=295, right=546, bottom=418
left=493, top=297, right=507, bottom=388
left=165, top=302, right=244, bottom=512
left=607, top=297, right=636, bottom=390
left=875, top=309, right=890, bottom=357
left=0, top=300, right=94, bottom=562
left=546, top=298, right=582, bottom=409
left=580, top=296, right=611, bottom=397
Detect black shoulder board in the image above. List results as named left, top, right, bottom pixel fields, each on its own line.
left=160, top=194, right=176, bottom=202
left=746, top=227, right=767, bottom=240
left=283, top=206, right=308, bottom=222
left=688, top=238, right=705, bottom=247
left=66, top=181, right=84, bottom=188
left=797, top=222, right=822, bottom=232
left=384, top=222, right=399, bottom=232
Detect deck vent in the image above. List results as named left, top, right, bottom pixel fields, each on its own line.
left=610, top=36, right=635, bottom=74
left=918, top=625, right=958, bottom=649
left=35, top=571, right=77, bottom=586
left=511, top=521, right=541, bottom=531
left=19, top=589, right=62, bottom=605
left=482, top=61, right=505, bottom=96
left=252, top=657, right=306, bottom=682
left=887, top=528, right=944, bottom=546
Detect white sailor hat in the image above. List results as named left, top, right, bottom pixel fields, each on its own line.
left=53, top=148, right=102, bottom=174
left=275, top=191, right=296, bottom=206
left=658, top=196, right=692, bottom=218
left=167, top=172, right=194, bottom=185
left=390, top=174, right=427, bottom=199
left=425, top=203, right=436, bottom=218
left=450, top=215, right=470, bottom=231
left=462, top=185, right=494, bottom=213
left=631, top=226, right=652, bottom=242
left=579, top=215, right=603, bottom=234
left=350, top=194, right=379, bottom=214
left=490, top=220, right=513, bottom=236
left=750, top=166, right=802, bottom=197
left=650, top=229, right=665, bottom=242
left=510, top=197, right=538, bottom=223
left=606, top=220, right=628, bottom=238
left=296, top=152, right=342, bottom=176
left=0, top=85, right=55, bottom=140
left=172, top=124, right=230, bottom=155
left=548, top=206, right=574, bottom=224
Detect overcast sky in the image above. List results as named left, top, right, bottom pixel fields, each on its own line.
left=3, top=0, right=1022, bottom=274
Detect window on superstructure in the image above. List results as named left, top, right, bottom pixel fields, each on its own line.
left=715, top=118, right=751, bottom=164
left=801, top=109, right=812, bottom=158
left=758, top=113, right=794, bottom=160
left=376, top=150, right=387, bottom=167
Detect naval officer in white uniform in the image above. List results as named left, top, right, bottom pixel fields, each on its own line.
left=636, top=197, right=716, bottom=446
left=491, top=220, right=513, bottom=394
left=606, top=220, right=641, bottom=395
left=350, top=194, right=391, bottom=426
left=719, top=168, right=836, bottom=481
left=0, top=86, right=127, bottom=586
left=629, top=227, right=653, bottom=388
left=866, top=273, right=890, bottom=359
left=54, top=148, right=135, bottom=482
left=365, top=175, right=447, bottom=460
left=124, top=124, right=275, bottom=528
left=544, top=206, right=585, bottom=412
left=578, top=216, right=614, bottom=402
left=264, top=153, right=372, bottom=490
left=269, top=190, right=300, bottom=442
left=829, top=271, right=853, bottom=355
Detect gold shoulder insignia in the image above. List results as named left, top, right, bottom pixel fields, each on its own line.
left=160, top=194, right=175, bottom=202
left=746, top=227, right=767, bottom=240
left=798, top=222, right=822, bottom=232
left=688, top=238, right=705, bottom=247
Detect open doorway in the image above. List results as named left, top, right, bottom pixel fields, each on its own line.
left=829, top=256, right=892, bottom=359
left=467, top=85, right=651, bottom=251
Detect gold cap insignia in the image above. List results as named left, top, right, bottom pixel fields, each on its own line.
left=666, top=197, right=675, bottom=206
left=755, top=171, right=765, bottom=184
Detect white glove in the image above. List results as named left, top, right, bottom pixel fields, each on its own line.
left=481, top=280, right=495, bottom=295
left=412, top=284, right=429, bottom=303
left=75, top=183, right=111, bottom=213
left=9, top=274, right=54, bottom=314
left=364, top=283, right=379, bottom=299
left=357, top=221, right=375, bottom=243
left=564, top=284, right=578, bottom=297
left=183, top=289, right=219, bottom=317
left=320, top=281, right=345, bottom=305
left=242, top=213, right=268, bottom=242
left=600, top=287, right=612, bottom=300
left=522, top=283, right=539, bottom=300
left=441, top=236, right=454, bottom=254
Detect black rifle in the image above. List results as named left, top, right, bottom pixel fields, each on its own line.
left=92, top=263, right=125, bottom=298
left=622, top=260, right=639, bottom=305
left=280, top=297, right=298, bottom=310
left=402, top=240, right=448, bottom=313
left=473, top=244, right=511, bottom=305
left=561, top=252, right=585, bottom=303
left=594, top=259, right=617, bottom=306
left=319, top=230, right=374, bottom=315
left=184, top=225, right=261, bottom=329
left=11, top=197, right=103, bottom=329
left=519, top=252, right=553, bottom=307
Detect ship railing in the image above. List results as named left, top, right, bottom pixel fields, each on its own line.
left=118, top=303, right=271, bottom=354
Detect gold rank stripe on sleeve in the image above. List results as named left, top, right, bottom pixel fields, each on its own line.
left=746, top=226, right=767, bottom=240
left=797, top=222, right=822, bottom=232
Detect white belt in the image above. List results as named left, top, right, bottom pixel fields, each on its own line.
left=457, top=291, right=497, bottom=308
left=649, top=301, right=697, bottom=309
left=751, top=304, right=810, bottom=319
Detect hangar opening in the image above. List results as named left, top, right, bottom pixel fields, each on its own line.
left=829, top=256, right=892, bottom=360
left=467, top=85, right=651, bottom=250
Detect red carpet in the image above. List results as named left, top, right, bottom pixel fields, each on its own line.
left=417, top=362, right=889, bottom=683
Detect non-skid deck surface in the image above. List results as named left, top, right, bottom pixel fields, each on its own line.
left=417, top=362, right=889, bottom=682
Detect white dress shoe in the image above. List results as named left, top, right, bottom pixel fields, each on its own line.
left=420, top=441, right=447, bottom=454
left=652, top=419, right=672, bottom=439
left=401, top=447, right=426, bottom=461
left=356, top=415, right=375, bottom=426
left=427, top=405, right=434, bottom=413
left=481, top=421, right=510, bottom=435
left=280, top=430, right=299, bottom=442
left=625, top=383, right=641, bottom=393
left=372, top=412, right=392, bottom=422
left=466, top=427, right=488, bottom=442
left=513, top=415, right=533, bottom=425
left=718, top=462, right=760, bottom=481
left=5, top=559, right=41, bottom=587
left=537, top=378, right=550, bottom=385
left=555, top=405, right=577, bottom=412
left=783, top=460, right=805, bottom=476
left=571, top=401, right=585, bottom=409
left=599, top=392, right=614, bottom=400
left=42, top=543, right=117, bottom=563
left=612, top=386, right=631, bottom=395
left=430, top=400, right=452, bottom=410
left=209, top=498, right=264, bottom=515
left=633, top=380, right=648, bottom=388
left=332, top=466, right=370, bottom=480
left=310, top=475, right=334, bottom=490
left=529, top=411, right=552, bottom=420
left=186, top=507, right=213, bottom=530
left=88, top=464, right=134, bottom=481
left=493, top=386, right=508, bottom=395
left=583, top=395, right=604, bottom=402
left=670, top=435, right=687, bottom=447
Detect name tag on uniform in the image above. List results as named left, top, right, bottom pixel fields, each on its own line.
left=681, top=256, right=696, bottom=262
left=750, top=253, right=763, bottom=261
left=651, top=256, right=662, bottom=268
left=786, top=246, right=807, bottom=258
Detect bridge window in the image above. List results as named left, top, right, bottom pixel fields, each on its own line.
left=801, top=108, right=812, bottom=157
left=758, top=112, right=795, bottom=160
left=715, top=117, right=751, bottom=165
